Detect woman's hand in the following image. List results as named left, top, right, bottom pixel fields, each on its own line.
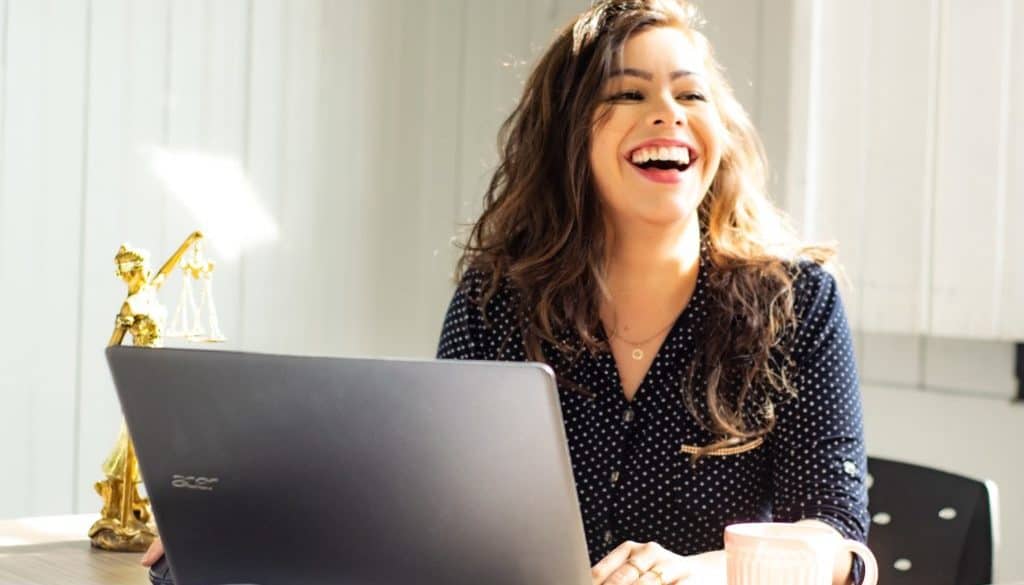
left=141, top=537, right=164, bottom=567
left=591, top=541, right=726, bottom=585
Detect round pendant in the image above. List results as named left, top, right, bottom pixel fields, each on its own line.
left=631, top=348, right=644, bottom=360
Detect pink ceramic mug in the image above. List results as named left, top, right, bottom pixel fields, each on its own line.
left=724, top=523, right=878, bottom=585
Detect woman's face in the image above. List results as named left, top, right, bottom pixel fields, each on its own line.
left=589, top=26, right=725, bottom=230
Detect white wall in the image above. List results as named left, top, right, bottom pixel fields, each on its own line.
left=784, top=0, right=1024, bottom=341
left=0, top=0, right=331, bottom=518
left=0, top=0, right=588, bottom=519
left=314, top=0, right=588, bottom=360
left=0, top=0, right=88, bottom=524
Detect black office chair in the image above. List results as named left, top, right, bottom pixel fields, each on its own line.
left=866, top=456, right=999, bottom=585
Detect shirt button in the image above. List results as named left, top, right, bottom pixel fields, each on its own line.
left=610, top=470, right=620, bottom=484
left=843, top=461, right=858, bottom=477
left=623, top=408, right=635, bottom=423
left=603, top=529, right=614, bottom=545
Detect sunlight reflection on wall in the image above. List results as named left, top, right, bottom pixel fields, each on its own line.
left=149, top=148, right=280, bottom=260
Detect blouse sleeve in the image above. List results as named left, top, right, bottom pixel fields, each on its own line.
left=768, top=262, right=870, bottom=545
left=435, top=271, right=486, bottom=361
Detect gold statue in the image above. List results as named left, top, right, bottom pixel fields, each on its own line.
left=90, top=231, right=222, bottom=551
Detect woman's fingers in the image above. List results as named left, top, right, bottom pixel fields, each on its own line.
left=603, top=563, right=643, bottom=585
left=620, top=541, right=675, bottom=584
left=140, top=538, right=164, bottom=567
left=591, top=541, right=715, bottom=585
left=624, top=541, right=665, bottom=571
left=591, top=541, right=640, bottom=583
left=635, top=557, right=690, bottom=585
left=637, top=571, right=665, bottom=585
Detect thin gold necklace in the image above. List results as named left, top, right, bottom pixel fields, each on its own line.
left=608, top=314, right=679, bottom=361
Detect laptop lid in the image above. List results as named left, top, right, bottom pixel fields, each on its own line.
left=106, top=346, right=591, bottom=585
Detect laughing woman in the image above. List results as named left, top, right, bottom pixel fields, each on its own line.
left=437, top=1, right=869, bottom=584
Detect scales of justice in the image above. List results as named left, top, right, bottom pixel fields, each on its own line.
left=89, top=231, right=226, bottom=551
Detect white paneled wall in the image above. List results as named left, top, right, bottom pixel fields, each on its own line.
left=316, top=0, right=587, bottom=359
left=788, top=0, right=1024, bottom=341
left=859, top=0, right=939, bottom=336
left=783, top=0, right=1023, bottom=396
left=0, top=0, right=88, bottom=519
left=1008, top=3, right=1024, bottom=339
left=243, top=0, right=324, bottom=356
left=694, top=0, right=790, bottom=198
left=931, top=0, right=1013, bottom=338
left=0, top=0, right=590, bottom=520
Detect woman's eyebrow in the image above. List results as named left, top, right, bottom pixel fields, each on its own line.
left=607, top=67, right=697, bottom=80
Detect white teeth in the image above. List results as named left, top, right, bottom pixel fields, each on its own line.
left=630, top=145, right=693, bottom=165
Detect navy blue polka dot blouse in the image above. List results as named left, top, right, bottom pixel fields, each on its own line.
left=436, top=249, right=870, bottom=570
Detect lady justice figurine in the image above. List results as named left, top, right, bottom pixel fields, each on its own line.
left=90, top=231, right=224, bottom=551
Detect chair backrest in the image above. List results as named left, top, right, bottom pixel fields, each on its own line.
left=866, top=457, right=998, bottom=585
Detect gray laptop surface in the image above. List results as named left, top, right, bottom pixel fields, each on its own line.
left=106, top=346, right=592, bottom=585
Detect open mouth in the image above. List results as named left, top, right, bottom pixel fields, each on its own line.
left=632, top=158, right=693, bottom=172
left=627, top=145, right=698, bottom=181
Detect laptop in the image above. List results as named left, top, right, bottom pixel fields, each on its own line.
left=106, top=346, right=592, bottom=585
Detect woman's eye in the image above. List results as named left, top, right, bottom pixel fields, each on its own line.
left=678, top=92, right=706, bottom=102
left=608, top=90, right=643, bottom=101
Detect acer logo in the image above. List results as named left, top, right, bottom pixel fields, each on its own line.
left=171, top=475, right=220, bottom=491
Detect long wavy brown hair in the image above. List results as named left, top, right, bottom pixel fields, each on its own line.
left=456, top=0, right=836, bottom=458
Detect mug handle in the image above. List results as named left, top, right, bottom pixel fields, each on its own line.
left=840, top=539, right=879, bottom=585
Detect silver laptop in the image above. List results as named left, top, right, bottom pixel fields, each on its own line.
left=106, top=346, right=592, bottom=585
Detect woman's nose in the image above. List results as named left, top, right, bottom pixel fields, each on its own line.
left=647, top=96, right=687, bottom=127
